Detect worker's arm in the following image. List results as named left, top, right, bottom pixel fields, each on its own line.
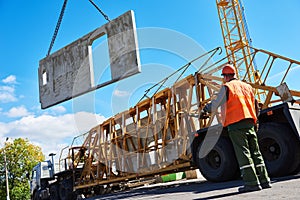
left=203, top=85, right=228, bottom=113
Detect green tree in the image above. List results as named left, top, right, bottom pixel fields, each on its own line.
left=0, top=138, right=45, bottom=200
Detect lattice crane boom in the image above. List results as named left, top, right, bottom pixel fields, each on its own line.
left=215, top=0, right=268, bottom=102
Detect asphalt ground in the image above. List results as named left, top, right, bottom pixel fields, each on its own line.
left=87, top=173, right=300, bottom=200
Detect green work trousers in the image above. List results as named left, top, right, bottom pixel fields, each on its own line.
left=228, top=119, right=270, bottom=186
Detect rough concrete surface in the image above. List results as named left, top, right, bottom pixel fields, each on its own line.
left=39, top=10, right=140, bottom=109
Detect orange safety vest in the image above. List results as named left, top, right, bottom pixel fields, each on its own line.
left=221, top=80, right=257, bottom=127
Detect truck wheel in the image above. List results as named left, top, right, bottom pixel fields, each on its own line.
left=289, top=140, right=300, bottom=174
left=286, top=131, right=300, bottom=175
left=49, top=184, right=59, bottom=200
left=33, top=191, right=40, bottom=200
left=196, top=136, right=239, bottom=182
left=59, top=179, right=76, bottom=200
left=257, top=122, right=300, bottom=176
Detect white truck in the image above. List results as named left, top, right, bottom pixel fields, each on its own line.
left=29, top=161, right=55, bottom=200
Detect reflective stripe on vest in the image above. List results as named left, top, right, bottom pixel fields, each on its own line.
left=255, top=164, right=265, bottom=168
left=240, top=164, right=254, bottom=170
left=221, top=80, right=257, bottom=127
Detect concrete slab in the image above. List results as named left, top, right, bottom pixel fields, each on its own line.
left=39, top=10, right=140, bottom=109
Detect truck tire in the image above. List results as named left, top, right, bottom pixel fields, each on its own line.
left=196, top=136, right=239, bottom=182
left=49, top=184, right=59, bottom=200
left=286, top=132, right=300, bottom=175
left=33, top=191, right=40, bottom=200
left=59, top=179, right=76, bottom=200
left=257, top=122, right=300, bottom=176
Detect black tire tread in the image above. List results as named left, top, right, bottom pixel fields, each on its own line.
left=196, top=136, right=239, bottom=182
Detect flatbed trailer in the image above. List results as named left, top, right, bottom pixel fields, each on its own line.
left=30, top=47, right=300, bottom=200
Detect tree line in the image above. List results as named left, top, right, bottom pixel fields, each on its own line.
left=0, top=138, right=44, bottom=200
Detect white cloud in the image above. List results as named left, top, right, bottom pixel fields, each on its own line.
left=0, top=84, right=17, bottom=103
left=5, top=105, right=31, bottom=118
left=0, top=112, right=105, bottom=157
left=113, top=89, right=130, bottom=97
left=50, top=106, right=67, bottom=114
left=0, top=85, right=15, bottom=93
left=2, top=75, right=17, bottom=84
left=0, top=91, right=17, bottom=103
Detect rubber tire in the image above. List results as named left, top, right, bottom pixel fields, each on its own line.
left=49, top=184, right=59, bottom=200
left=257, top=122, right=300, bottom=177
left=33, top=191, right=40, bottom=200
left=59, top=179, right=76, bottom=200
left=287, top=132, right=300, bottom=175
left=196, top=136, right=239, bottom=182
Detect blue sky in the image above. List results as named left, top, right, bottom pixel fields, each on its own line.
left=1, top=0, right=300, bottom=156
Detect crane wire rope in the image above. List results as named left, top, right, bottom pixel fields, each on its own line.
left=137, top=47, right=222, bottom=103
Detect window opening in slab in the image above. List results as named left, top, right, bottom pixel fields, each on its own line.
left=91, top=34, right=111, bottom=85
left=42, top=71, right=48, bottom=86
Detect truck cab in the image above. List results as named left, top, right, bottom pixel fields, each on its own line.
left=30, top=160, right=54, bottom=200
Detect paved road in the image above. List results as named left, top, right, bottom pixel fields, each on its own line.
left=87, top=174, right=300, bottom=200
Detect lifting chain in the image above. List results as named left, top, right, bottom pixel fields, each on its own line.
left=47, top=0, right=68, bottom=57
left=88, top=0, right=111, bottom=22
left=46, top=0, right=110, bottom=57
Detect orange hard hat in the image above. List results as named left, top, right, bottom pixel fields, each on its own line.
left=221, top=64, right=236, bottom=76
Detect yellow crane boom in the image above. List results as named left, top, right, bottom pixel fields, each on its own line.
left=216, top=0, right=267, bottom=101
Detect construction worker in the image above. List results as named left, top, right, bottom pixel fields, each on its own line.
left=202, top=64, right=272, bottom=193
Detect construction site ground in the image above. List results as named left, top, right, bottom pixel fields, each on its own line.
left=87, top=173, right=300, bottom=200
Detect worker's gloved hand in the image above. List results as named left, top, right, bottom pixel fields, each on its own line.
left=199, top=103, right=211, bottom=119
left=203, top=104, right=210, bottom=113
left=199, top=110, right=208, bottom=119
